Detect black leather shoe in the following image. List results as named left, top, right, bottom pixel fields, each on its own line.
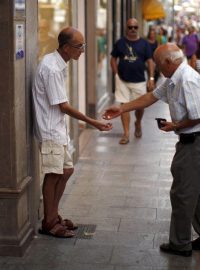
left=160, top=243, right=192, bottom=257
left=192, top=237, right=200, bottom=250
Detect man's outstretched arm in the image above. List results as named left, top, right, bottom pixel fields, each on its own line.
left=59, top=102, right=112, bottom=131
left=102, top=92, right=158, bottom=120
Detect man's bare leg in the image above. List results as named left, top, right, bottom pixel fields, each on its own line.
left=41, top=171, right=76, bottom=237
left=53, top=168, right=74, bottom=216
left=42, top=173, right=61, bottom=225
left=119, top=111, right=130, bottom=144
left=134, top=109, right=144, bottom=138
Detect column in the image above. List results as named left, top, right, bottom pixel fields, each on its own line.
left=0, top=0, right=38, bottom=256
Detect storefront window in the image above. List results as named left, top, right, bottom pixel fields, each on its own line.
left=38, top=0, right=71, bottom=59
left=38, top=0, right=71, bottom=98
left=96, top=0, right=108, bottom=107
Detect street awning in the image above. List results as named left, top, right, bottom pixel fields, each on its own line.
left=142, top=0, right=166, bottom=21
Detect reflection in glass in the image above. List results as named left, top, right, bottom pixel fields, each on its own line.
left=96, top=0, right=108, bottom=105
left=38, top=0, right=70, bottom=59
left=97, top=28, right=107, bottom=76
left=38, top=18, right=57, bottom=59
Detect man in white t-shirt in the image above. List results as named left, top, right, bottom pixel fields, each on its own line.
left=32, top=27, right=112, bottom=238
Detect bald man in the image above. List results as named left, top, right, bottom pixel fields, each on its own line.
left=32, top=27, right=112, bottom=238
left=110, top=18, right=155, bottom=144
left=103, top=43, right=200, bottom=257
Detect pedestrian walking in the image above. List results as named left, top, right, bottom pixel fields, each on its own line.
left=192, top=41, right=200, bottom=73
left=110, top=18, right=155, bottom=144
left=146, top=28, right=159, bottom=83
left=157, top=26, right=168, bottom=45
left=182, top=25, right=199, bottom=69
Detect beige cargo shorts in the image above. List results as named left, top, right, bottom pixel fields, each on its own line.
left=40, top=140, right=73, bottom=174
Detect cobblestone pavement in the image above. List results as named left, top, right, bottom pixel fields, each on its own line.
left=1, top=101, right=200, bottom=269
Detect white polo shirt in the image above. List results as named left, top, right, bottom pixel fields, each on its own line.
left=32, top=50, right=70, bottom=145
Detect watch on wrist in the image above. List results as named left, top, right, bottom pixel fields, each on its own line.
left=149, top=77, right=154, bottom=81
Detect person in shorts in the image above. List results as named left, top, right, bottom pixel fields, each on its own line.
left=110, top=18, right=155, bottom=144
left=32, top=27, right=112, bottom=238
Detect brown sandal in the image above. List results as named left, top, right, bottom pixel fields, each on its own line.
left=119, top=135, right=129, bottom=144
left=38, top=218, right=75, bottom=238
left=39, top=218, right=75, bottom=238
left=134, top=122, right=142, bottom=138
left=58, top=215, right=78, bottom=230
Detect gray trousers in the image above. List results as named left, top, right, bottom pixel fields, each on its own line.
left=169, top=136, right=200, bottom=251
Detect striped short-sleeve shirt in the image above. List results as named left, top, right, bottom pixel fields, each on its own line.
left=32, top=50, right=69, bottom=145
left=153, top=62, right=200, bottom=134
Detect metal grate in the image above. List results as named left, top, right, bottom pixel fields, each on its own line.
left=75, top=224, right=96, bottom=239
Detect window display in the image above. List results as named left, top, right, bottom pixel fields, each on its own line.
left=38, top=0, right=71, bottom=59
left=96, top=0, right=108, bottom=106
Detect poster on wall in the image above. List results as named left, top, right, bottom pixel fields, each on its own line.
left=16, top=24, right=24, bottom=60
left=15, top=0, right=25, bottom=11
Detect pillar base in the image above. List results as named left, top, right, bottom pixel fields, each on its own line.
left=0, top=177, right=34, bottom=256
left=0, top=226, right=34, bottom=257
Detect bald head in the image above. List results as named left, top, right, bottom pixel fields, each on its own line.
left=153, top=43, right=184, bottom=78
left=58, top=27, right=83, bottom=48
left=57, top=27, right=85, bottom=62
left=154, top=43, right=184, bottom=65
left=126, top=18, right=138, bottom=26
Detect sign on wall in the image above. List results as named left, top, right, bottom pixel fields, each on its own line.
left=15, top=0, right=25, bottom=11
left=16, top=24, right=24, bottom=60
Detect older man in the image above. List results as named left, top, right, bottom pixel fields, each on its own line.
left=110, top=18, right=154, bottom=144
left=103, top=43, right=200, bottom=257
left=32, top=27, right=112, bottom=238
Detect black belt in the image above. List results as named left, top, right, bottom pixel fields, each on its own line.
left=179, top=132, right=200, bottom=144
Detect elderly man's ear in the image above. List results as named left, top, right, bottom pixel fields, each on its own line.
left=165, top=58, right=173, bottom=66
left=62, top=44, right=69, bottom=51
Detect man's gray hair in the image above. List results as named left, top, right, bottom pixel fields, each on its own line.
left=160, top=49, right=184, bottom=64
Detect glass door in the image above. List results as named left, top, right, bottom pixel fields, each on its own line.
left=96, top=0, right=108, bottom=110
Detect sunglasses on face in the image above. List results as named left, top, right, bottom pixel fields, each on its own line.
left=127, top=25, right=139, bottom=30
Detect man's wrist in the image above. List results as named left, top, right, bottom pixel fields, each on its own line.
left=149, top=77, right=154, bottom=81
left=173, top=122, right=179, bottom=131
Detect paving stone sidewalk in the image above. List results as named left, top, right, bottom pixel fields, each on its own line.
left=1, top=101, right=200, bottom=270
